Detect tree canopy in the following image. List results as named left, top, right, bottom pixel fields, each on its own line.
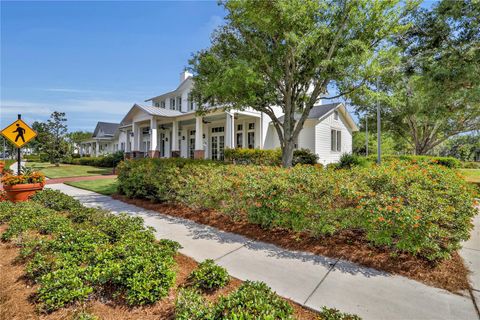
left=190, top=0, right=414, bottom=167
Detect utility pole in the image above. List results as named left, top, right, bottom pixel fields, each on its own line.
left=376, top=79, right=381, bottom=165
left=365, top=115, right=369, bottom=156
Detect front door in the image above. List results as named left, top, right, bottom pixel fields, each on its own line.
left=188, top=130, right=195, bottom=159
left=211, top=127, right=225, bottom=161
left=160, top=132, right=166, bottom=157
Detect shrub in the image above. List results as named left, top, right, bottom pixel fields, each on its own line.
left=73, top=311, right=99, bottom=320
left=366, top=155, right=461, bottom=168
left=337, top=153, right=367, bottom=169
left=175, top=288, right=212, bottom=320
left=319, top=307, right=362, bottom=320
left=462, top=161, right=480, bottom=169
left=63, top=151, right=124, bottom=168
left=175, top=281, right=294, bottom=320
left=292, top=148, right=319, bottom=165
left=225, top=147, right=320, bottom=166
left=212, top=281, right=293, bottom=319
left=188, top=259, right=230, bottom=291
left=225, top=148, right=282, bottom=166
left=117, top=158, right=477, bottom=261
left=0, top=192, right=180, bottom=312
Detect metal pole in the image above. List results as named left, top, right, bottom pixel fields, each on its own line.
left=17, top=114, right=21, bottom=175
left=376, top=80, right=381, bottom=165
left=365, top=115, right=368, bottom=156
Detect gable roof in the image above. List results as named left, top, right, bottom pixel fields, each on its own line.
left=277, top=103, right=358, bottom=131
left=92, top=122, right=120, bottom=138
left=120, top=103, right=184, bottom=125
left=144, top=77, right=192, bottom=102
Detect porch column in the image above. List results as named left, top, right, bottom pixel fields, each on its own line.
left=95, top=141, right=100, bottom=157
left=171, top=120, right=180, bottom=157
left=150, top=118, right=159, bottom=158
left=225, top=112, right=234, bottom=149
left=132, top=122, right=140, bottom=152
left=194, top=116, right=205, bottom=159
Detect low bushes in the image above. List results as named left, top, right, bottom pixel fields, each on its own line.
left=63, top=151, right=124, bottom=168
left=188, top=259, right=230, bottom=291
left=366, top=155, right=461, bottom=168
left=117, top=158, right=477, bottom=261
left=224, top=148, right=319, bottom=166
left=175, top=281, right=294, bottom=319
left=0, top=190, right=179, bottom=312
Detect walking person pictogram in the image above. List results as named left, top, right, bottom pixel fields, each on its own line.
left=13, top=123, right=26, bottom=143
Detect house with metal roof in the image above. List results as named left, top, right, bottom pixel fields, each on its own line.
left=79, top=122, right=120, bottom=157
left=84, top=70, right=358, bottom=164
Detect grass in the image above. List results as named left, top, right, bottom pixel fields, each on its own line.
left=459, top=169, right=480, bottom=183
left=65, top=178, right=118, bottom=195
left=25, top=161, right=112, bottom=179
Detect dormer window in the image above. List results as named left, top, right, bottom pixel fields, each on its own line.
left=170, top=98, right=176, bottom=110
left=160, top=100, right=166, bottom=108
left=155, top=102, right=160, bottom=108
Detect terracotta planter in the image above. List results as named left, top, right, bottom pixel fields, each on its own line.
left=3, top=182, right=45, bottom=202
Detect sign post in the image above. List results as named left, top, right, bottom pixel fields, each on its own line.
left=0, top=114, right=37, bottom=175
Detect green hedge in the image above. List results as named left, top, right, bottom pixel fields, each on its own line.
left=117, top=158, right=477, bottom=261
left=224, top=148, right=319, bottom=166
left=366, top=155, right=461, bottom=168
left=63, top=151, right=124, bottom=168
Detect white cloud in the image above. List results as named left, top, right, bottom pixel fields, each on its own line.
left=43, top=88, right=113, bottom=94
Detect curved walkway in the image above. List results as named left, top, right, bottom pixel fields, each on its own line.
left=46, top=183, right=479, bottom=320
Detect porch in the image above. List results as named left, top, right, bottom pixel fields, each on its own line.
left=122, top=109, right=263, bottom=160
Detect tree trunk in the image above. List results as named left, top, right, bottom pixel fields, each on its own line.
left=281, top=139, right=295, bottom=168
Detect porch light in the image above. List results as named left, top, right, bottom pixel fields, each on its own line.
left=182, top=136, right=185, bottom=140
left=203, top=134, right=206, bottom=139
left=130, top=132, right=134, bottom=137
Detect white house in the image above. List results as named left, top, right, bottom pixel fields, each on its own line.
left=80, top=122, right=120, bottom=157
left=83, top=71, right=358, bottom=164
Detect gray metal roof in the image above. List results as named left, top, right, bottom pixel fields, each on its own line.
left=277, top=103, right=341, bottom=122
left=92, top=122, right=120, bottom=138
left=135, top=104, right=184, bottom=117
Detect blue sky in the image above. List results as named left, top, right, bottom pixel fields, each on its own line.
left=1, top=1, right=225, bottom=131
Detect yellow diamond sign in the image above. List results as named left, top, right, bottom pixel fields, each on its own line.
left=1, top=119, right=37, bottom=148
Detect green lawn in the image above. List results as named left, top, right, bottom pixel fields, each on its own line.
left=459, top=169, right=480, bottom=183
left=25, top=162, right=113, bottom=179
left=65, top=178, right=118, bottom=195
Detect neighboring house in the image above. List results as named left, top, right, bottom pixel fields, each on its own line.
left=80, top=122, right=120, bottom=157
left=83, top=71, right=358, bottom=164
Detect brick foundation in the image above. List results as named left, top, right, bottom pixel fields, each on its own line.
left=194, top=150, right=205, bottom=159
left=148, top=151, right=160, bottom=158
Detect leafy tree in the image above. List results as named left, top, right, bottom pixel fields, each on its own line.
left=437, top=133, right=480, bottom=161
left=352, top=131, right=401, bottom=156
left=350, top=0, right=480, bottom=155
left=65, top=131, right=92, bottom=154
left=43, top=112, right=69, bottom=166
left=189, top=0, right=414, bottom=167
left=28, top=121, right=49, bottom=154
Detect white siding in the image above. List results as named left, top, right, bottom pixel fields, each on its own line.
left=296, top=120, right=316, bottom=151
left=315, top=111, right=353, bottom=165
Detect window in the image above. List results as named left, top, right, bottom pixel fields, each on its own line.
left=334, top=110, right=339, bottom=120
left=237, top=124, right=243, bottom=131
left=188, top=93, right=195, bottom=111
left=236, top=133, right=243, bottom=148
left=331, top=129, right=341, bottom=152
left=155, top=102, right=160, bottom=108
left=211, top=127, right=225, bottom=133
left=248, top=132, right=255, bottom=149
left=177, top=96, right=182, bottom=110
left=248, top=123, right=255, bottom=130
left=120, top=142, right=125, bottom=151
left=160, top=100, right=166, bottom=108
left=142, top=127, right=150, bottom=135
left=170, top=98, right=176, bottom=110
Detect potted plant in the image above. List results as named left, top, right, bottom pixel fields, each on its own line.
left=1, top=167, right=45, bottom=202
left=0, top=161, right=5, bottom=174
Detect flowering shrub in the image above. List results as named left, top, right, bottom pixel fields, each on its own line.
left=118, top=159, right=477, bottom=261
left=224, top=147, right=319, bottom=166
left=1, top=171, right=45, bottom=186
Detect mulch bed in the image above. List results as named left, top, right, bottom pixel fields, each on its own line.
left=112, top=195, right=472, bottom=295
left=0, top=225, right=318, bottom=320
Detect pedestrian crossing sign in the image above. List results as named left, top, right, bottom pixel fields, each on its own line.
left=1, top=119, right=37, bottom=148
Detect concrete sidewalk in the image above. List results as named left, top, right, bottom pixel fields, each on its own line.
left=461, top=211, right=480, bottom=310
left=47, top=183, right=479, bottom=320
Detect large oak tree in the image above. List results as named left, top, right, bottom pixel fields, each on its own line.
left=189, top=0, right=414, bottom=167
